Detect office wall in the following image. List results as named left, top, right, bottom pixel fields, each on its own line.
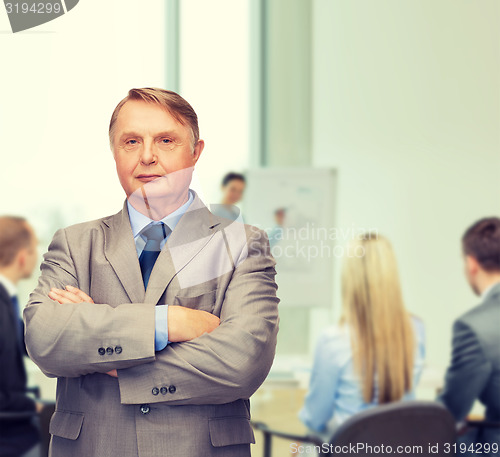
left=312, top=0, right=500, bottom=374
left=179, top=0, right=250, bottom=206
left=262, top=0, right=312, bottom=167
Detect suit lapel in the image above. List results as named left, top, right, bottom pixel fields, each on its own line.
left=103, top=201, right=146, bottom=304
left=103, top=192, right=221, bottom=306
left=144, top=191, right=220, bottom=305
left=0, top=283, right=15, bottom=324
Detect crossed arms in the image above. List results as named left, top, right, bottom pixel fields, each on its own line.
left=24, top=226, right=279, bottom=405
left=46, top=285, right=220, bottom=378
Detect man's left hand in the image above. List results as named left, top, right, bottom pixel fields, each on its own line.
left=48, top=285, right=95, bottom=304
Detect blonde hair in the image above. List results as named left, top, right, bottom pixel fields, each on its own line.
left=108, top=87, right=199, bottom=150
left=340, top=233, right=415, bottom=404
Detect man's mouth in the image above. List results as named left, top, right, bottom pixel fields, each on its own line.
left=136, top=174, right=162, bottom=183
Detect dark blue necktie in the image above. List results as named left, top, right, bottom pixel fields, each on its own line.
left=11, top=295, right=24, bottom=353
left=139, top=222, right=170, bottom=289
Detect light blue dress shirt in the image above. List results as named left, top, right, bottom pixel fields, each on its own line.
left=299, top=315, right=426, bottom=439
left=126, top=190, right=194, bottom=351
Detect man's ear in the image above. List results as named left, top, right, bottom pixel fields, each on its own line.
left=465, top=255, right=479, bottom=276
left=192, top=139, right=205, bottom=166
left=16, top=249, right=27, bottom=270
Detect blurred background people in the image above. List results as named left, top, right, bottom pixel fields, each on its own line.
left=267, top=207, right=287, bottom=249
left=211, top=172, right=246, bottom=221
left=299, top=233, right=425, bottom=441
left=221, top=172, right=246, bottom=206
left=0, top=216, right=41, bottom=457
left=438, top=217, right=500, bottom=454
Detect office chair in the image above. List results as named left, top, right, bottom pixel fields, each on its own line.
left=252, top=400, right=457, bottom=457
left=459, top=418, right=500, bottom=453
left=0, top=387, right=55, bottom=457
left=0, top=386, right=41, bottom=421
left=465, top=419, right=500, bottom=431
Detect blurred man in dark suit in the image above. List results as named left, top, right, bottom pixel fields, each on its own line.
left=0, top=216, right=41, bottom=457
left=439, top=217, right=500, bottom=455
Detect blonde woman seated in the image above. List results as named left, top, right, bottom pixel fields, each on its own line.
left=299, top=233, right=426, bottom=441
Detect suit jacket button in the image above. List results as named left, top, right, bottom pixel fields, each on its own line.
left=115, top=346, right=122, bottom=354
left=152, top=387, right=159, bottom=396
left=98, top=347, right=105, bottom=356
left=106, top=347, right=114, bottom=355
left=169, top=385, right=176, bottom=394
left=160, top=386, right=167, bottom=395
left=140, top=404, right=150, bottom=415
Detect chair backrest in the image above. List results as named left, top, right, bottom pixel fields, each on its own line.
left=0, top=410, right=36, bottom=421
left=327, top=401, right=456, bottom=457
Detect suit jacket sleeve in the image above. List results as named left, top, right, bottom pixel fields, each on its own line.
left=117, top=226, right=280, bottom=406
left=23, top=228, right=157, bottom=378
left=438, top=318, right=492, bottom=421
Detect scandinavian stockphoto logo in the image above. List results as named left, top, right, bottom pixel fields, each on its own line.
left=3, top=0, right=78, bottom=33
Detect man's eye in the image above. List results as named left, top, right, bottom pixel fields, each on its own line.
left=161, top=138, right=172, bottom=144
left=126, top=139, right=138, bottom=145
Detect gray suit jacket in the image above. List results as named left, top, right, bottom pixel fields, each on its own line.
left=439, top=282, right=500, bottom=446
left=24, top=191, right=280, bottom=457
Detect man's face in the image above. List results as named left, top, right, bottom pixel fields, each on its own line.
left=222, top=179, right=245, bottom=205
left=112, top=100, right=204, bottom=206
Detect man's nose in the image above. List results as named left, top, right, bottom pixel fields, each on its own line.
left=140, top=140, right=156, bottom=164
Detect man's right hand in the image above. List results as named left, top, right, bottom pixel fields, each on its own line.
left=167, top=306, right=220, bottom=343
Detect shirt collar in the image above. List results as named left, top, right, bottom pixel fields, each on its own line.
left=127, top=189, right=194, bottom=238
left=0, top=272, right=17, bottom=297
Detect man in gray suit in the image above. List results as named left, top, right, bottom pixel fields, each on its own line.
left=439, top=217, right=500, bottom=454
left=24, top=88, right=280, bottom=457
